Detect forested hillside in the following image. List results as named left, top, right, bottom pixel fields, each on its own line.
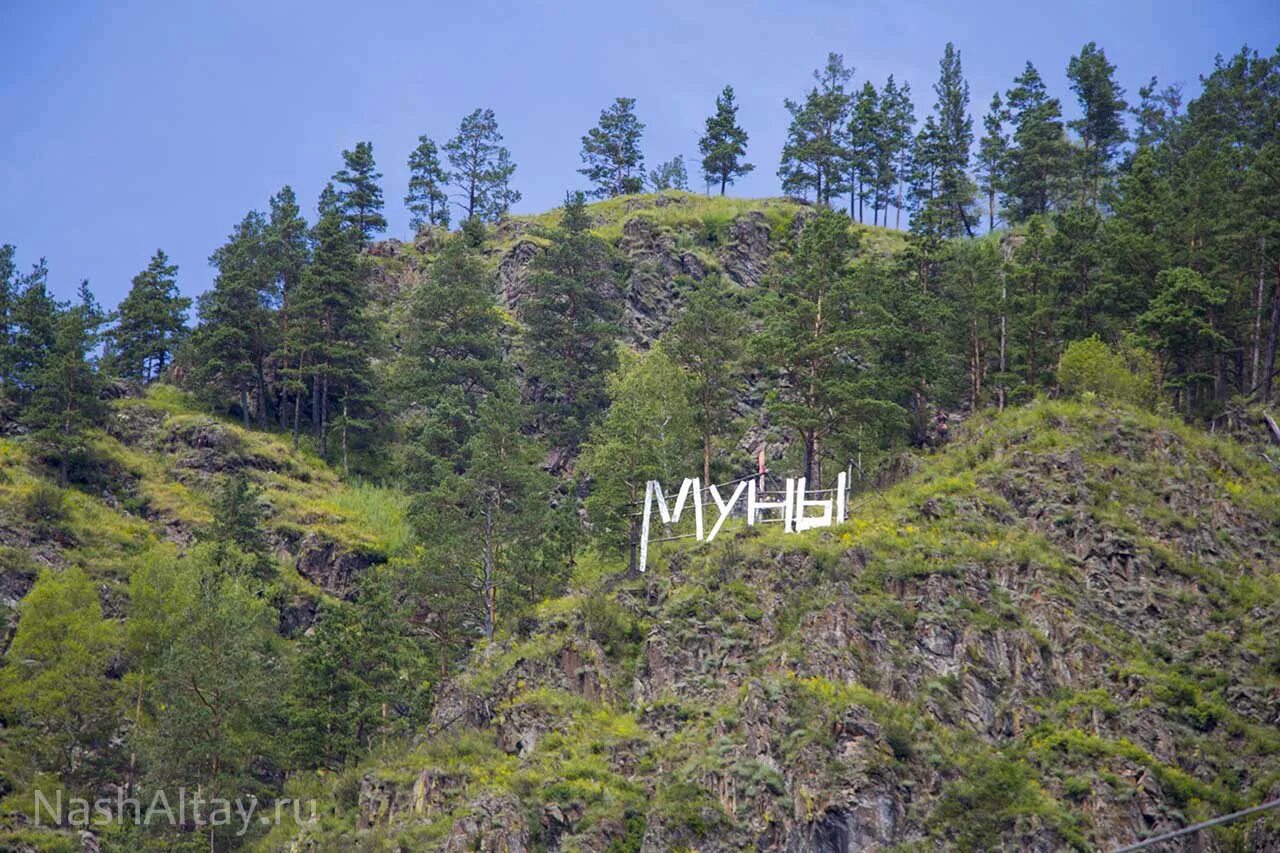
left=0, top=40, right=1278, bottom=852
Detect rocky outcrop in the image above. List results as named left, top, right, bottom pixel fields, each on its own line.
left=497, top=239, right=542, bottom=307
left=294, top=533, right=381, bottom=599
left=718, top=211, right=773, bottom=288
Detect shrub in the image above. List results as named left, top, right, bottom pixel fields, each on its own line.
left=21, top=482, right=67, bottom=532
left=1058, top=335, right=1158, bottom=408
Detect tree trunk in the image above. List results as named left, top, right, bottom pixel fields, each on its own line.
left=341, top=397, right=349, bottom=477
left=703, top=395, right=712, bottom=487
left=1262, top=262, right=1280, bottom=404
left=998, top=267, right=1008, bottom=411
left=292, top=355, right=304, bottom=450
left=482, top=499, right=495, bottom=640
left=240, top=387, right=250, bottom=429
left=1252, top=239, right=1266, bottom=390
left=802, top=430, right=816, bottom=488
left=988, top=189, right=995, bottom=232
left=320, top=373, right=329, bottom=457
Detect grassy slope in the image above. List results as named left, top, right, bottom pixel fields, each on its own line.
left=0, top=384, right=410, bottom=602
left=274, top=399, right=1280, bottom=851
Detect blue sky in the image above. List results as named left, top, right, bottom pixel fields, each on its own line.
left=2, top=0, right=1277, bottom=308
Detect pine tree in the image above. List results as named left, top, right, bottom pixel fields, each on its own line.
left=1067, top=42, right=1128, bottom=208
left=1130, top=76, right=1183, bottom=150
left=203, top=473, right=272, bottom=576
left=412, top=391, right=555, bottom=641
left=580, top=97, right=646, bottom=198
left=9, top=259, right=58, bottom=399
left=664, top=274, right=746, bottom=485
left=647, top=155, right=689, bottom=191
left=396, top=236, right=506, bottom=482
left=940, top=239, right=1004, bottom=409
left=977, top=93, right=1010, bottom=231
left=520, top=192, right=622, bottom=452
left=141, top=565, right=281, bottom=835
left=1139, top=267, right=1230, bottom=415
left=445, top=108, right=521, bottom=222
left=873, top=76, right=915, bottom=227
left=333, top=141, right=387, bottom=244
left=1008, top=215, right=1055, bottom=387
left=293, top=197, right=374, bottom=468
left=699, top=85, right=754, bottom=195
left=753, top=209, right=869, bottom=483
left=22, top=283, right=106, bottom=485
left=779, top=53, right=853, bottom=205
left=405, top=135, right=451, bottom=229
left=1003, top=62, right=1072, bottom=221
left=847, top=82, right=881, bottom=222
left=0, top=244, right=17, bottom=393
left=191, top=211, right=274, bottom=426
left=925, top=43, right=977, bottom=237
left=287, top=571, right=422, bottom=768
left=265, top=186, right=310, bottom=434
left=113, top=249, right=188, bottom=382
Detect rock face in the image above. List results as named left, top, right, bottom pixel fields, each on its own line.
left=490, top=207, right=785, bottom=347
left=617, top=215, right=708, bottom=344
left=293, top=533, right=381, bottom=600
left=316, top=402, right=1280, bottom=851
left=717, top=210, right=773, bottom=288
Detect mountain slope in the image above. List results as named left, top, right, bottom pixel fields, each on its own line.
left=0, top=384, right=410, bottom=648
left=273, top=399, right=1280, bottom=851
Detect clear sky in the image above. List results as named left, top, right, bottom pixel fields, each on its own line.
left=2, top=0, right=1277, bottom=308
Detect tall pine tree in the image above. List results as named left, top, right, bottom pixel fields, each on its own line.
left=580, top=97, right=646, bottom=198
left=405, top=135, right=451, bottom=229
left=699, top=85, right=754, bottom=195
left=445, top=109, right=520, bottom=222
left=333, top=142, right=387, bottom=245
left=113, top=249, right=188, bottom=382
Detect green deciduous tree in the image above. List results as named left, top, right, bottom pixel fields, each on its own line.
left=580, top=347, right=698, bottom=570
left=112, top=249, right=189, bottom=382
left=699, top=85, right=754, bottom=195
left=0, top=566, right=122, bottom=782
left=580, top=97, right=646, bottom=198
